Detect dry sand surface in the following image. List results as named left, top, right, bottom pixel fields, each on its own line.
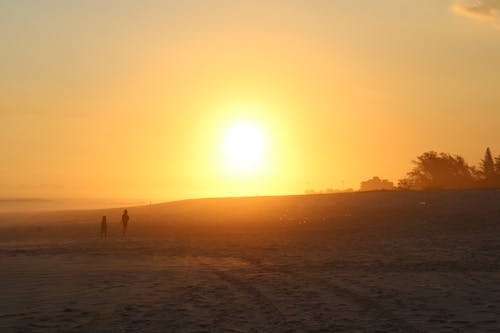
left=1, top=190, right=499, bottom=332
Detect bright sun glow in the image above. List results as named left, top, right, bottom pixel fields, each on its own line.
left=222, top=121, right=267, bottom=175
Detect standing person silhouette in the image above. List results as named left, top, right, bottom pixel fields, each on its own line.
left=101, top=216, right=107, bottom=239
left=121, top=209, right=129, bottom=237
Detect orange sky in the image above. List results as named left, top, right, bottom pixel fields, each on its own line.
left=1, top=1, right=500, bottom=203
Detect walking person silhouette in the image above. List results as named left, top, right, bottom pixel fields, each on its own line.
left=101, top=216, right=107, bottom=239
left=121, top=209, right=129, bottom=237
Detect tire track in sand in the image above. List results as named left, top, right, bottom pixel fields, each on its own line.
left=233, top=258, right=425, bottom=332
left=212, top=269, right=305, bottom=333
left=318, top=275, right=424, bottom=332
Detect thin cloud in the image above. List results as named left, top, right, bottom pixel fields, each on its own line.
left=452, top=0, right=500, bottom=26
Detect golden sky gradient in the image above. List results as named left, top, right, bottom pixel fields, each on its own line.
left=1, top=1, right=500, bottom=202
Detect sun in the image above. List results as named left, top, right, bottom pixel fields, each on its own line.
left=222, top=121, right=267, bottom=175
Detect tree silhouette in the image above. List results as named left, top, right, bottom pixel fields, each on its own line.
left=479, top=147, right=495, bottom=186
left=398, top=151, right=476, bottom=190
left=489, top=151, right=500, bottom=188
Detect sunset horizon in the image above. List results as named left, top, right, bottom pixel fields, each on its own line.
left=2, top=1, right=500, bottom=203
left=1, top=1, right=500, bottom=332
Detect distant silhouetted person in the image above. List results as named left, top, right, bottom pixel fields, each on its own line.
left=122, top=209, right=129, bottom=237
left=101, top=216, right=107, bottom=239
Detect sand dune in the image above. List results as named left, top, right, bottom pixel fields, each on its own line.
left=1, top=190, right=499, bottom=332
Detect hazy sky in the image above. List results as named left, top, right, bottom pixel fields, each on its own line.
left=1, top=0, right=499, bottom=202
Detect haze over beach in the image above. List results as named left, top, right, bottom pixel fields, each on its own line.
left=2, top=0, right=500, bottom=204
left=1, top=1, right=500, bottom=332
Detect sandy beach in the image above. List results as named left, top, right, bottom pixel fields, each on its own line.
left=4, top=0, right=500, bottom=331
left=1, top=190, right=499, bottom=332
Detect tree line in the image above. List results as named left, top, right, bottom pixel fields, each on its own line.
left=398, top=147, right=500, bottom=190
